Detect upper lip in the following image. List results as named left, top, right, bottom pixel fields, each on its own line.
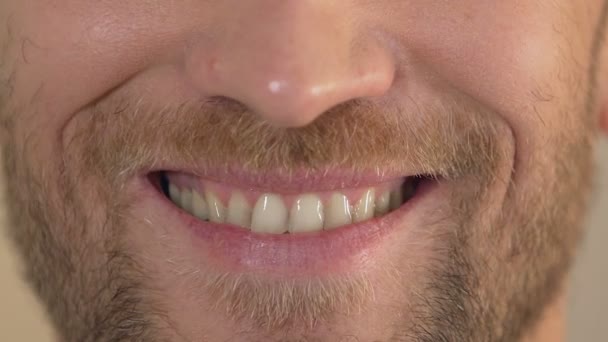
left=150, top=164, right=417, bottom=193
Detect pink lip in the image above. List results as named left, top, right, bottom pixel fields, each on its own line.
left=165, top=171, right=405, bottom=209
left=148, top=164, right=412, bottom=193
left=144, top=173, right=436, bottom=278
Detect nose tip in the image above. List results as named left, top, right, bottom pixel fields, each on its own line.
left=237, top=54, right=395, bottom=127
left=184, top=2, right=396, bottom=127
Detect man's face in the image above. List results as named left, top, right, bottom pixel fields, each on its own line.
left=0, top=1, right=606, bottom=341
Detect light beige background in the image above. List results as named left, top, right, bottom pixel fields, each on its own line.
left=0, top=139, right=606, bottom=341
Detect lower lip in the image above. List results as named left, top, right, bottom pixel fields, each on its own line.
left=146, top=175, right=435, bottom=278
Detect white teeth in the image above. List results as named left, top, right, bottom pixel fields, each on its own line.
left=324, top=193, right=352, bottom=230
left=181, top=188, right=193, bottom=213
left=389, top=187, right=404, bottom=210
left=205, top=191, right=226, bottom=223
left=353, top=189, right=375, bottom=223
left=289, top=194, right=324, bottom=233
left=192, top=190, right=209, bottom=220
left=169, top=183, right=182, bottom=207
left=251, top=194, right=288, bottom=234
left=167, top=180, right=408, bottom=232
left=226, top=191, right=252, bottom=228
left=375, top=191, right=390, bottom=216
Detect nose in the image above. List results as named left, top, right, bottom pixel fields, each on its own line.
left=184, top=1, right=396, bottom=127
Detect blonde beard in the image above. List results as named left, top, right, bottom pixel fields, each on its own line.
left=0, top=80, right=596, bottom=340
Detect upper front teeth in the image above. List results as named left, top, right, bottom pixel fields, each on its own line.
left=166, top=179, right=408, bottom=234
left=206, top=191, right=226, bottom=223
left=325, top=193, right=352, bottom=230
left=251, top=193, right=289, bottom=234
left=289, top=194, right=324, bottom=233
left=226, top=191, right=251, bottom=227
left=353, top=188, right=375, bottom=223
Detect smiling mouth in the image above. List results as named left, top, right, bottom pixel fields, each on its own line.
left=144, top=169, right=433, bottom=275
left=157, top=171, right=423, bottom=234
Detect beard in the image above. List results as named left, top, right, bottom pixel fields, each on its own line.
left=0, top=81, right=596, bottom=341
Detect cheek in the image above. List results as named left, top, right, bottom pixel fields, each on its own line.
left=434, top=8, right=585, bottom=116
left=601, top=109, right=608, bottom=133
left=4, top=1, right=155, bottom=145
left=410, top=2, right=593, bottom=183
left=389, top=1, right=593, bottom=141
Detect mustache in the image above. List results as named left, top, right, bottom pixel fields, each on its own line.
left=74, top=94, right=508, bottom=186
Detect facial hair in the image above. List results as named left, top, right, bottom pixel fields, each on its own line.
left=1, top=74, right=597, bottom=342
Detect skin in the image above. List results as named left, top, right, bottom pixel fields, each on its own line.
left=1, top=1, right=608, bottom=341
